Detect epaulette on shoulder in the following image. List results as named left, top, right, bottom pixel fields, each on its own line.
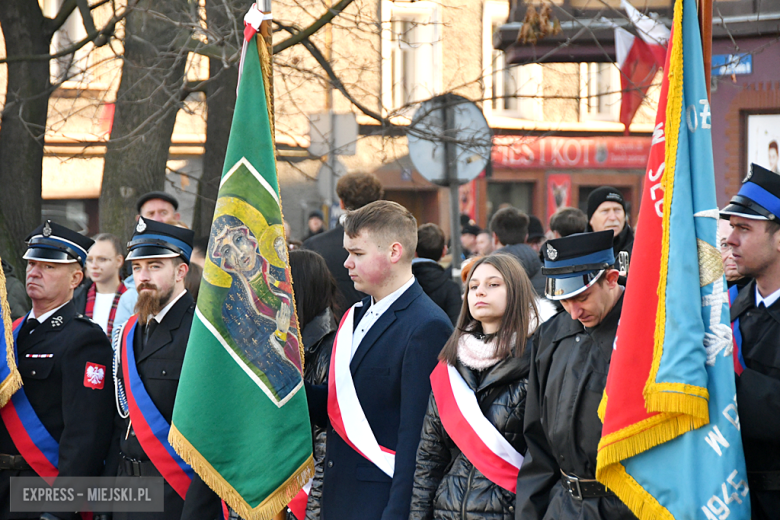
left=75, top=313, right=102, bottom=329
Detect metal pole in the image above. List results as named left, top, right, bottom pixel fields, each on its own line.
left=328, top=114, right=337, bottom=211
left=698, top=0, right=713, bottom=100
left=325, top=0, right=337, bottom=225
left=443, top=95, right=462, bottom=285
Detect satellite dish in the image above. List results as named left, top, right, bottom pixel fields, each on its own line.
left=407, top=94, right=492, bottom=186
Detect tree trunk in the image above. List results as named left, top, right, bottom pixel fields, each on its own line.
left=192, top=0, right=241, bottom=237
left=0, top=2, right=52, bottom=272
left=100, top=0, right=190, bottom=243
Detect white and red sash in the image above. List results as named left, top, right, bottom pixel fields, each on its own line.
left=327, top=306, right=395, bottom=477
left=430, top=361, right=524, bottom=493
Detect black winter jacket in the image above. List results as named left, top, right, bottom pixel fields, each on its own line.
left=409, top=349, right=530, bottom=520
left=301, top=309, right=336, bottom=520
left=612, top=225, right=634, bottom=259
left=412, top=260, right=462, bottom=325
left=494, top=244, right=546, bottom=297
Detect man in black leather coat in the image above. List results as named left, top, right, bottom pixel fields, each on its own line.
left=516, top=231, right=635, bottom=520
left=721, top=163, right=780, bottom=520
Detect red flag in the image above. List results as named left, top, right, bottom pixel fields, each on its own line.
left=616, top=29, right=663, bottom=133
left=616, top=0, right=669, bottom=133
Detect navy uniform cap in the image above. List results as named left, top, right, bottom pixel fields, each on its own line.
left=721, top=163, right=780, bottom=221
left=541, top=230, right=615, bottom=300
left=126, top=217, right=194, bottom=263
left=24, top=220, right=94, bottom=267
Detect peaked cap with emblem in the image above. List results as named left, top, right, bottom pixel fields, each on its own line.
left=24, top=220, right=93, bottom=266
left=541, top=230, right=615, bottom=300
left=126, top=217, right=194, bottom=263
left=720, top=163, right=780, bottom=221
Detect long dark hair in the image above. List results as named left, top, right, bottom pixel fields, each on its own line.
left=289, top=250, right=340, bottom=330
left=185, top=261, right=202, bottom=302
left=439, top=254, right=538, bottom=365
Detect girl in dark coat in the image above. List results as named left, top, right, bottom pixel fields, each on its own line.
left=409, top=254, right=539, bottom=520
left=287, top=250, right=340, bottom=520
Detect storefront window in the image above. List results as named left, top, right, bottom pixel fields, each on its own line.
left=487, top=181, right=533, bottom=221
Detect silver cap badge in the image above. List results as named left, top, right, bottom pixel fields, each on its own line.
left=42, top=221, right=52, bottom=237
left=546, top=243, right=558, bottom=261
left=136, top=217, right=147, bottom=233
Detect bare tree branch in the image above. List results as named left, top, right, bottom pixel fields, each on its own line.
left=273, top=0, right=357, bottom=54
left=76, top=0, right=99, bottom=37
left=45, top=0, right=110, bottom=35
left=182, top=0, right=359, bottom=63
left=274, top=19, right=393, bottom=128
left=45, top=0, right=79, bottom=35
left=0, top=0, right=128, bottom=65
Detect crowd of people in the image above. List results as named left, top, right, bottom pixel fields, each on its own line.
left=0, top=164, right=777, bottom=520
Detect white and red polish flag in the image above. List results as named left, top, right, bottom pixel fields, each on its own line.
left=615, top=0, right=670, bottom=133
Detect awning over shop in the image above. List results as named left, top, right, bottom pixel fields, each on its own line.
left=495, top=1, right=779, bottom=65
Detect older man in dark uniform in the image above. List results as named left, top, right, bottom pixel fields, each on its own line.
left=721, top=163, right=780, bottom=520
left=112, top=218, right=220, bottom=520
left=0, top=221, right=116, bottom=520
left=516, top=230, right=635, bottom=520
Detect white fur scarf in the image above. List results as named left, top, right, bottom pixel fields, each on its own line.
left=457, top=333, right=503, bottom=371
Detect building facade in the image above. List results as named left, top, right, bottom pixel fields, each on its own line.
left=494, top=0, right=780, bottom=224
left=7, top=0, right=773, bottom=239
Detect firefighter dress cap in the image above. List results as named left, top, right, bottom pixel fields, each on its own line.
left=126, top=218, right=194, bottom=263
left=24, top=220, right=93, bottom=266
left=721, top=163, right=780, bottom=221
left=541, top=230, right=615, bottom=300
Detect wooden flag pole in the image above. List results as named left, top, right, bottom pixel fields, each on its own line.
left=260, top=0, right=274, bottom=122
left=698, top=0, right=713, bottom=100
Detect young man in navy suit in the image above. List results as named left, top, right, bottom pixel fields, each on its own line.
left=306, top=200, right=453, bottom=520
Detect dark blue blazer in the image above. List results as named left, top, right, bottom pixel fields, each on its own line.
left=307, top=280, right=453, bottom=520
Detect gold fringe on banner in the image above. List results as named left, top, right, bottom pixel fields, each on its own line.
left=597, top=463, right=675, bottom=520
left=598, top=412, right=705, bottom=469
left=0, top=259, right=22, bottom=408
left=256, top=31, right=275, bottom=145
left=597, top=391, right=608, bottom=423
left=169, top=424, right=314, bottom=520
